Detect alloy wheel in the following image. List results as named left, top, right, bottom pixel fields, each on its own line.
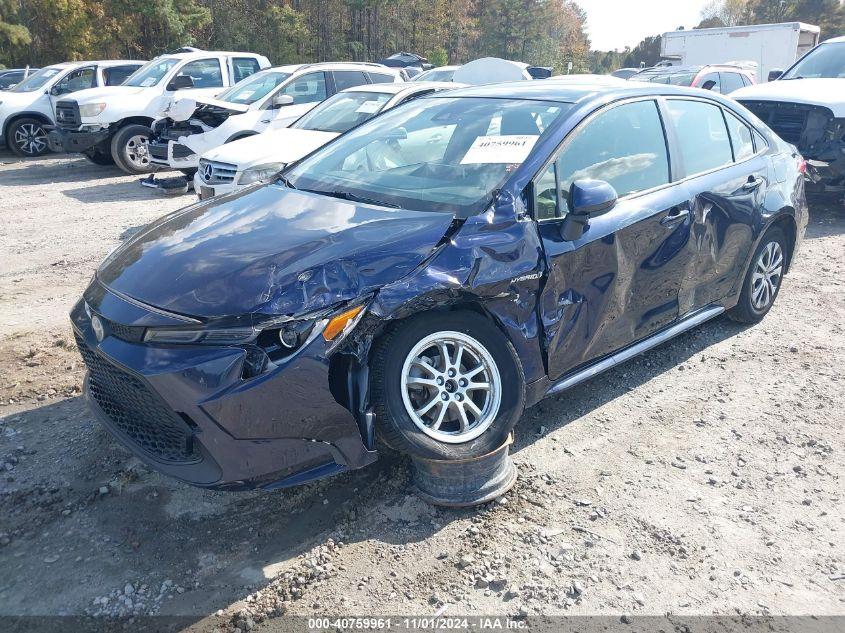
left=400, top=331, right=502, bottom=444
left=14, top=123, right=47, bottom=155
left=124, top=134, right=151, bottom=169
left=751, top=241, right=783, bottom=311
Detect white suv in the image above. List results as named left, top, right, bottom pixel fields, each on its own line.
left=148, top=62, right=401, bottom=174
left=47, top=50, right=270, bottom=174
left=194, top=81, right=458, bottom=199
left=0, top=60, right=144, bottom=157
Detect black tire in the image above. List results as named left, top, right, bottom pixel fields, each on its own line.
left=110, top=124, right=155, bottom=175
left=727, top=226, right=788, bottom=324
left=7, top=117, right=50, bottom=157
left=370, top=311, right=525, bottom=460
left=82, top=148, right=115, bottom=165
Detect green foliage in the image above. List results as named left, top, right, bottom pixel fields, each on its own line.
left=427, top=46, right=448, bottom=67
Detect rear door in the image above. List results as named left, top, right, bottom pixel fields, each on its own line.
left=331, top=70, right=369, bottom=92
left=663, top=98, right=766, bottom=310
left=536, top=98, right=699, bottom=380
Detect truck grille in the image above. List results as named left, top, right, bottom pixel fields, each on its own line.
left=74, top=331, right=199, bottom=464
left=199, top=158, right=237, bottom=185
left=55, top=101, right=80, bottom=129
left=740, top=100, right=834, bottom=153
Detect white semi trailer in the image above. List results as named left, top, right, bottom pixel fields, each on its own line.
left=660, top=22, right=820, bottom=81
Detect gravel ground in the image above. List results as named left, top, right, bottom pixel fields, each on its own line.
left=1, top=154, right=843, bottom=630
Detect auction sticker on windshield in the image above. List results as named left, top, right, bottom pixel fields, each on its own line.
left=460, top=134, right=539, bottom=164
left=356, top=100, right=383, bottom=114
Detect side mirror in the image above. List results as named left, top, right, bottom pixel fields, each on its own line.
left=272, top=93, right=294, bottom=108
left=768, top=69, right=784, bottom=82
left=560, top=179, right=617, bottom=241
left=167, top=75, right=194, bottom=91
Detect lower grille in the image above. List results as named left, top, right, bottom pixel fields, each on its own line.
left=55, top=100, right=80, bottom=129
left=199, top=158, right=237, bottom=184
left=74, top=331, right=198, bottom=463
left=102, top=318, right=145, bottom=343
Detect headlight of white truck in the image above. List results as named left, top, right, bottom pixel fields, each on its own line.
left=78, top=103, right=107, bottom=118
left=237, top=163, right=285, bottom=185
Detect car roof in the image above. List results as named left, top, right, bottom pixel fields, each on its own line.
left=270, top=62, right=398, bottom=75
left=822, top=35, right=845, bottom=44
left=431, top=78, right=741, bottom=104
left=342, top=80, right=457, bottom=95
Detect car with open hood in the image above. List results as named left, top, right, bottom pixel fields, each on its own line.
left=732, top=35, right=845, bottom=191
left=46, top=50, right=270, bottom=173
left=0, top=60, right=143, bottom=157
left=71, top=80, right=806, bottom=491
left=147, top=62, right=401, bottom=175
left=193, top=80, right=460, bottom=199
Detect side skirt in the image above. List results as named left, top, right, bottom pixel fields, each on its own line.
left=544, top=305, right=725, bottom=398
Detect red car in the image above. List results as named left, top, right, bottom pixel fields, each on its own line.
left=631, top=64, right=756, bottom=94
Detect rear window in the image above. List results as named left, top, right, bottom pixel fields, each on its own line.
left=367, top=71, right=396, bottom=83
left=233, top=57, right=261, bottom=83
left=666, top=99, right=733, bottom=176
left=103, top=65, right=141, bottom=86
left=721, top=72, right=745, bottom=94
left=725, top=111, right=755, bottom=161
left=333, top=70, right=368, bottom=91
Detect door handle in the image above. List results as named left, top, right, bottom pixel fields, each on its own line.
left=660, top=205, right=689, bottom=226
left=742, top=176, right=763, bottom=191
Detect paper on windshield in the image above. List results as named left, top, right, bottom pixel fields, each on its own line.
left=141, top=77, right=157, bottom=87
left=355, top=100, right=383, bottom=114
left=460, top=135, right=539, bottom=165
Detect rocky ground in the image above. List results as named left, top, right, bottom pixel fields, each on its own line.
left=0, top=154, right=843, bottom=631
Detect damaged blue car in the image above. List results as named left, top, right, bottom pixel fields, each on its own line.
left=71, top=81, right=807, bottom=489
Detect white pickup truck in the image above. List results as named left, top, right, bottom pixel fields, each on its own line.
left=46, top=50, right=270, bottom=173
left=733, top=36, right=845, bottom=192
left=0, top=60, right=143, bottom=157
left=147, top=62, right=400, bottom=174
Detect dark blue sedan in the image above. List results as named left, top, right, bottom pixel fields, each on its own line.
left=71, top=80, right=808, bottom=489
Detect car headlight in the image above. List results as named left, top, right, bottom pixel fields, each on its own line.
left=78, top=103, right=107, bottom=117
left=237, top=162, right=285, bottom=185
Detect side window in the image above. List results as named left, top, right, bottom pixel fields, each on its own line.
left=281, top=72, right=327, bottom=104
left=233, top=57, right=261, bottom=83
left=367, top=71, right=396, bottom=83
left=550, top=100, right=669, bottom=215
left=725, top=111, right=755, bottom=161
left=52, top=67, right=95, bottom=95
left=534, top=163, right=559, bottom=220
left=698, top=72, right=721, bottom=93
left=741, top=74, right=752, bottom=87
left=666, top=99, right=733, bottom=176
left=102, top=65, right=139, bottom=86
left=176, top=59, right=223, bottom=89
left=333, top=70, right=368, bottom=91
left=721, top=72, right=744, bottom=94
left=0, top=71, right=24, bottom=89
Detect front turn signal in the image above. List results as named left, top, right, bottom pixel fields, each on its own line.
left=323, top=305, right=365, bottom=341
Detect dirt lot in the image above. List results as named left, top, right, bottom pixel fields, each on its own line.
left=1, top=153, right=843, bottom=629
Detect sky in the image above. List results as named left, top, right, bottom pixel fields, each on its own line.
left=577, top=0, right=711, bottom=51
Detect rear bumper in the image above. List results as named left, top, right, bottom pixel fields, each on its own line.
left=70, top=288, right=376, bottom=490
left=47, top=126, right=110, bottom=154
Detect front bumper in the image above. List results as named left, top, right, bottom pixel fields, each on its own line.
left=47, top=126, right=110, bottom=154
left=148, top=138, right=199, bottom=170
left=70, top=285, right=376, bottom=490
left=193, top=172, right=240, bottom=200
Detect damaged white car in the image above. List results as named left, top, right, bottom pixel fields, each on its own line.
left=148, top=62, right=402, bottom=174
left=193, top=81, right=459, bottom=199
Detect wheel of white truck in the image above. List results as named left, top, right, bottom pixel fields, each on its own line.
left=8, top=117, right=50, bottom=157
left=110, top=124, right=156, bottom=175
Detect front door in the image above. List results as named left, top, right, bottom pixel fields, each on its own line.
left=535, top=98, right=699, bottom=380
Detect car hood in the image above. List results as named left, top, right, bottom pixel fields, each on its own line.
left=69, top=85, right=148, bottom=104
left=96, top=186, right=455, bottom=319
left=733, top=79, right=845, bottom=117
left=202, top=128, right=339, bottom=170
left=0, top=90, right=39, bottom=109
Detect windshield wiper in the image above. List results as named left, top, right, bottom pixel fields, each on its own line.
left=277, top=175, right=297, bottom=189
left=314, top=189, right=399, bottom=208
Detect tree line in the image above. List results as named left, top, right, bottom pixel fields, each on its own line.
left=0, top=0, right=590, bottom=73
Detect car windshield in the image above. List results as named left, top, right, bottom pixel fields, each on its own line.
left=413, top=68, right=456, bottom=82
left=10, top=66, right=63, bottom=92
left=293, top=90, right=392, bottom=133
left=285, top=97, right=567, bottom=215
left=635, top=71, right=697, bottom=86
left=123, top=57, right=180, bottom=87
left=216, top=71, right=292, bottom=104
left=782, top=42, right=845, bottom=79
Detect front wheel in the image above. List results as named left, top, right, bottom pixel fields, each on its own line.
left=370, top=311, right=525, bottom=460
left=110, top=124, right=155, bottom=174
left=7, top=117, right=50, bottom=157
left=727, top=226, right=788, bottom=324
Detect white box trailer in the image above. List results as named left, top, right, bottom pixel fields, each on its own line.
left=660, top=22, right=820, bottom=81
